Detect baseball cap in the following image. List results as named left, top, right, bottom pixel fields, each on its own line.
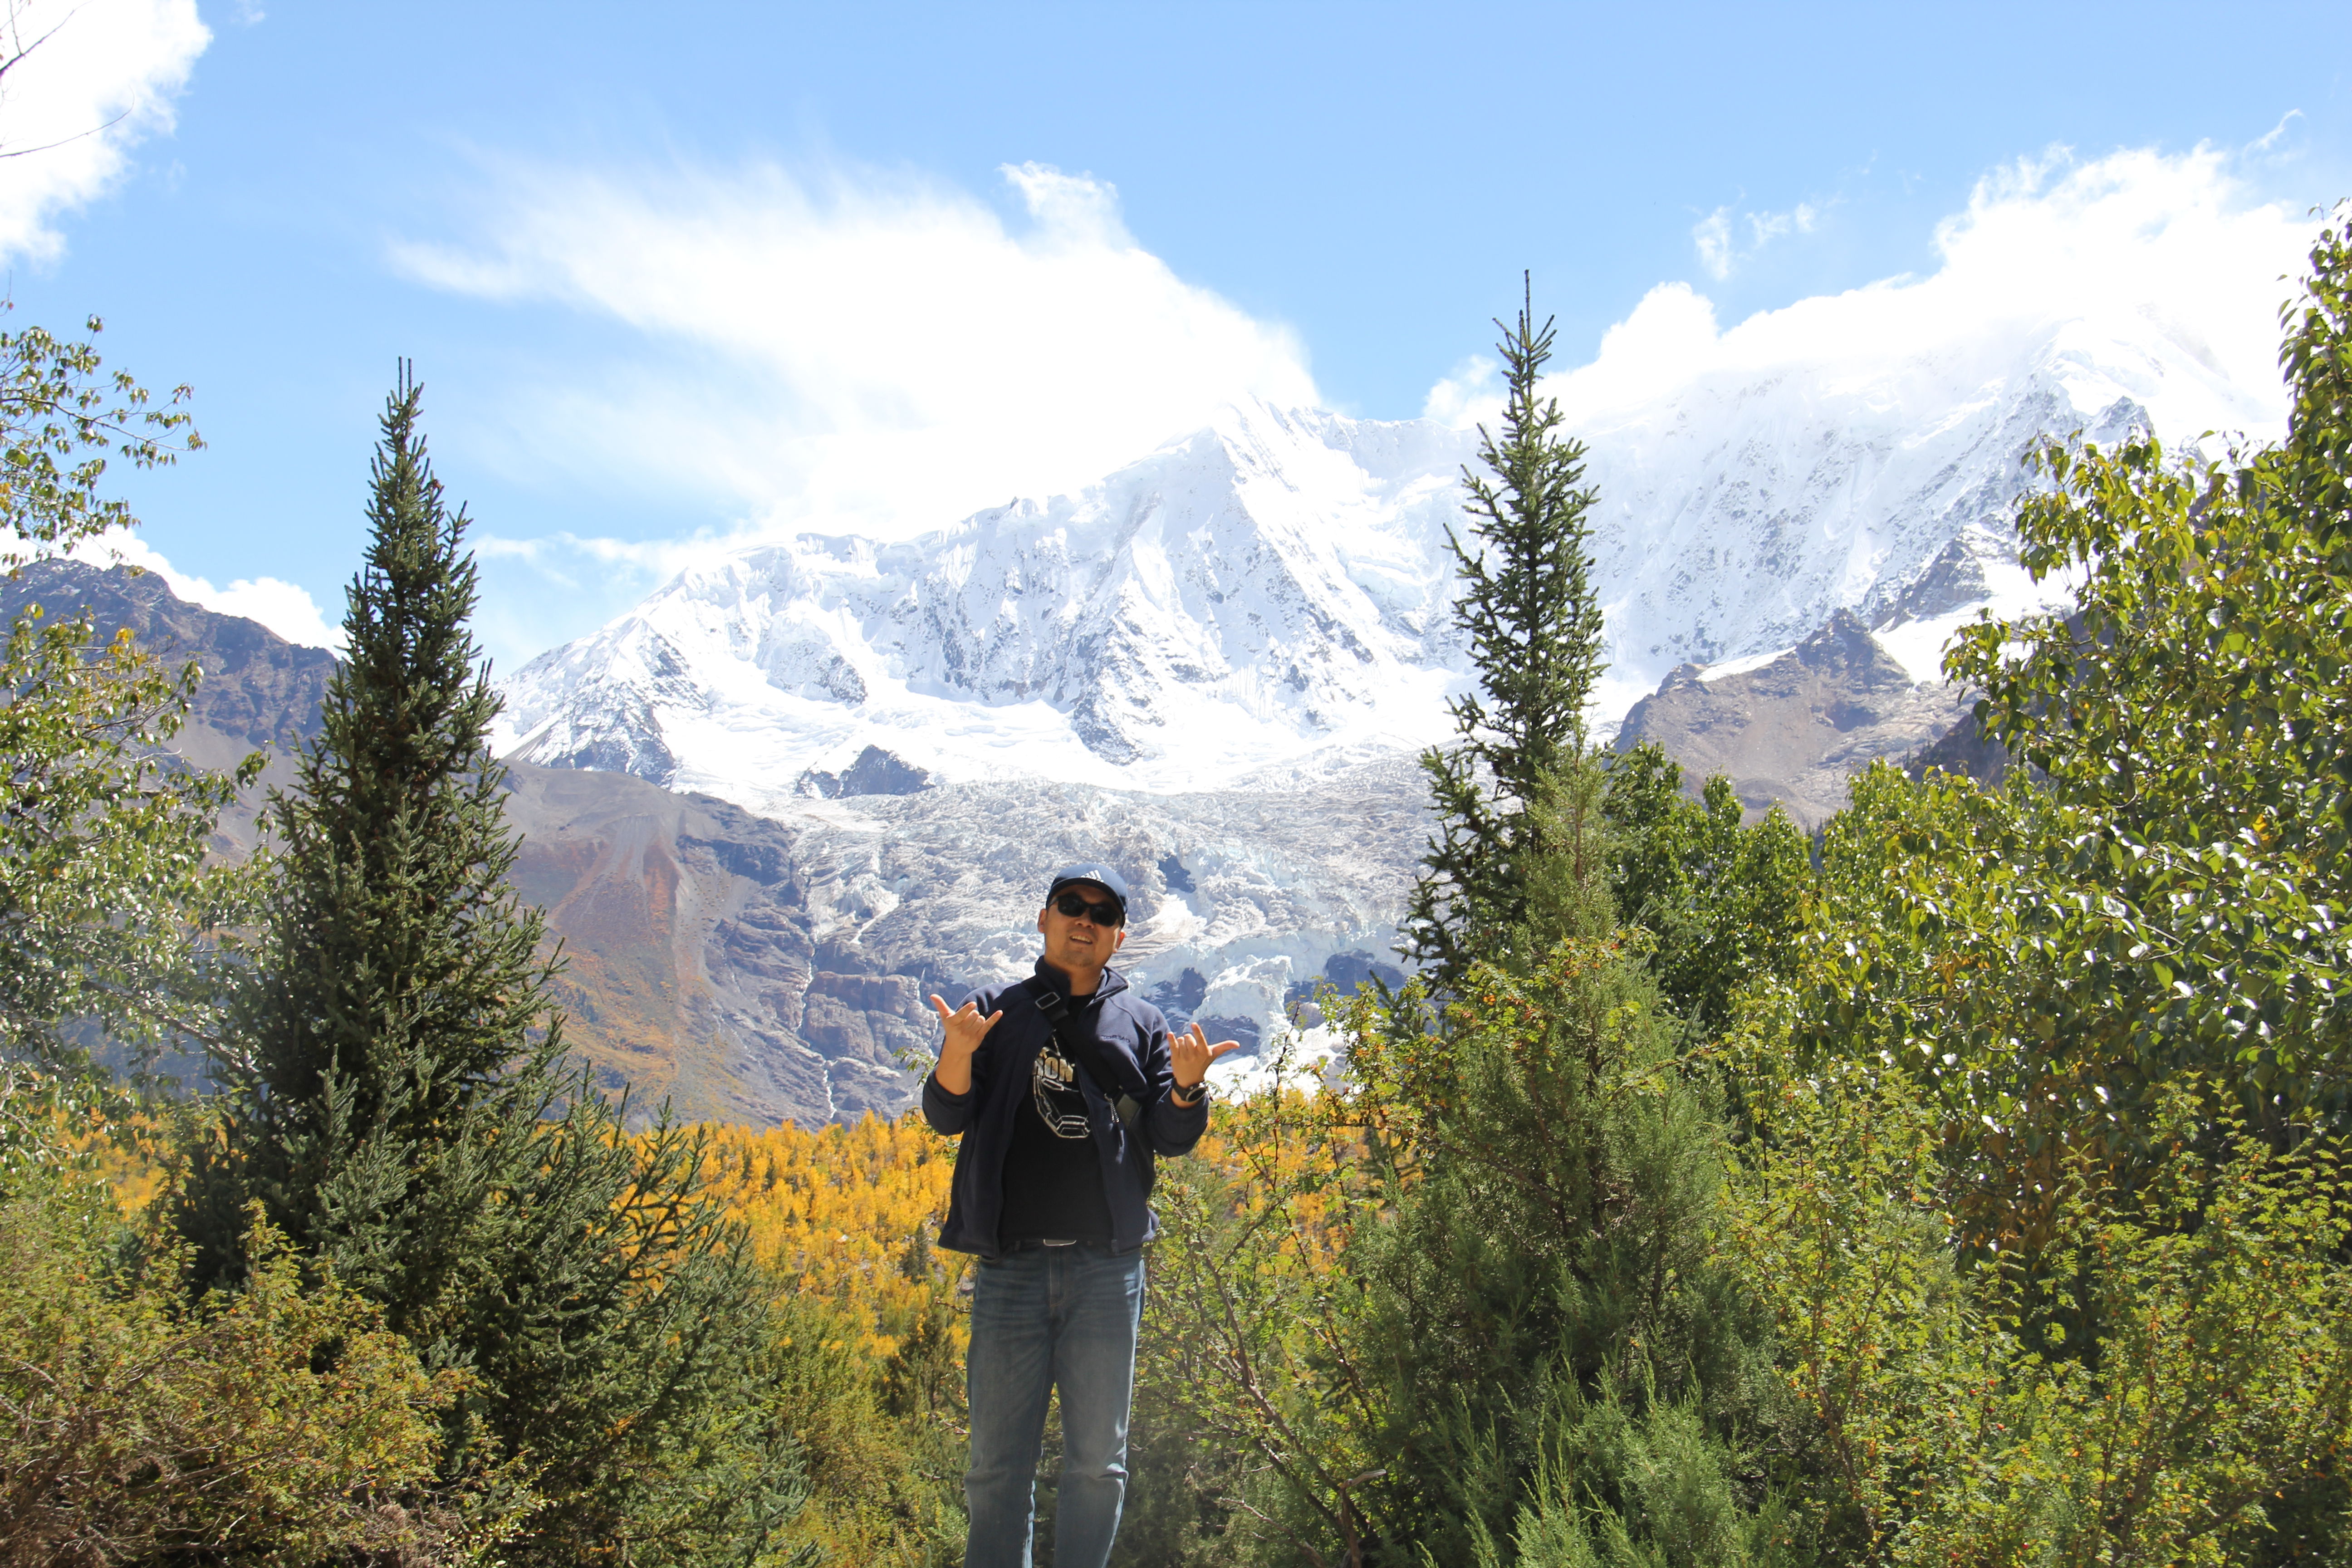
left=1046, top=862, right=1130, bottom=922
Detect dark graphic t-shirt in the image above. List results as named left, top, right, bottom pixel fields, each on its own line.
left=996, top=1035, right=1113, bottom=1246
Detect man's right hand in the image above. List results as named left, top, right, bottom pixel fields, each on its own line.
left=929, top=994, right=1003, bottom=1097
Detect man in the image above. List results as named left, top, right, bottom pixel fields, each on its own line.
left=925, top=862, right=1239, bottom=1568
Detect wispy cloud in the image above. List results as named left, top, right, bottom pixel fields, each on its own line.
left=0, top=0, right=209, bottom=265
left=1691, top=197, right=1820, bottom=279
left=1420, top=353, right=1497, bottom=426
left=2247, top=109, right=2303, bottom=156
left=396, top=154, right=1320, bottom=650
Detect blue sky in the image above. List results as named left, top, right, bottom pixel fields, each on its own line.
left=9, top=1, right=2352, bottom=665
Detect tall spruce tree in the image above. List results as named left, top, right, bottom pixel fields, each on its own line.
left=206, top=366, right=560, bottom=1312
left=1320, top=284, right=1792, bottom=1566
left=1403, top=276, right=1607, bottom=988
left=179, top=369, right=806, bottom=1565
left=1343, top=806, right=1794, bottom=1567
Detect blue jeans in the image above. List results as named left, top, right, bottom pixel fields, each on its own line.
left=965, top=1244, right=1146, bottom=1568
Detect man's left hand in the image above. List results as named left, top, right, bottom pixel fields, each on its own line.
left=1171, top=1022, right=1241, bottom=1098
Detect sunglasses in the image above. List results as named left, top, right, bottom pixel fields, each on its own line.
left=1052, top=891, right=1123, bottom=927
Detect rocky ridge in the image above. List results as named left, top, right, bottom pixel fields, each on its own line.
left=1613, top=611, right=1980, bottom=828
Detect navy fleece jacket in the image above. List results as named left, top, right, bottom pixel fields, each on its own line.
left=923, top=958, right=1210, bottom=1259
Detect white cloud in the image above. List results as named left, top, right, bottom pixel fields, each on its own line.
left=1550, top=281, right=1725, bottom=420
left=2248, top=109, right=2302, bottom=155
left=395, top=155, right=1320, bottom=581
left=71, top=529, right=343, bottom=649
left=1753, top=201, right=1818, bottom=244
left=1419, top=353, right=1497, bottom=425
left=470, top=526, right=725, bottom=601
left=1447, top=145, right=2316, bottom=441
left=0, top=0, right=209, bottom=265
left=1692, top=198, right=1820, bottom=279
left=1692, top=207, right=1735, bottom=280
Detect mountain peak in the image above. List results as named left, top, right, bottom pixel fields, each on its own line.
left=497, top=407, right=1477, bottom=808
left=499, top=311, right=2267, bottom=819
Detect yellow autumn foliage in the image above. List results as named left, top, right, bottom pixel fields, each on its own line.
left=696, top=1110, right=972, bottom=1362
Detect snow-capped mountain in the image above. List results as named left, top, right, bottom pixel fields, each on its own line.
left=497, top=306, right=2273, bottom=811
left=19, top=282, right=2279, bottom=1128
left=485, top=304, right=2283, bottom=1115
left=1575, top=304, right=2273, bottom=701
left=498, top=404, right=1475, bottom=806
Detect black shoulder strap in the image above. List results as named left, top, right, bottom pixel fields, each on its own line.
left=1033, top=987, right=1148, bottom=1127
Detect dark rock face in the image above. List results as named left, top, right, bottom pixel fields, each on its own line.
left=1910, top=702, right=2010, bottom=787
left=1147, top=967, right=1210, bottom=1028
left=1320, top=951, right=1406, bottom=996
left=1906, top=607, right=2099, bottom=790
left=1880, top=537, right=1994, bottom=624
left=561, top=727, right=681, bottom=788
left=798, top=745, right=931, bottom=799
left=1283, top=950, right=1405, bottom=1027
left=1194, top=1014, right=1263, bottom=1054
left=1614, top=609, right=1978, bottom=828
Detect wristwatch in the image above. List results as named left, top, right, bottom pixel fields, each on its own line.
left=1171, top=1079, right=1213, bottom=1108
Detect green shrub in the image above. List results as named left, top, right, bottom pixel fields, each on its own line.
left=1727, top=1063, right=2352, bottom=1564
left=0, top=1142, right=527, bottom=1565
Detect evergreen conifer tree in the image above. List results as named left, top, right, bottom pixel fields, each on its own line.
left=1346, top=793, right=1794, bottom=1565
left=199, top=365, right=560, bottom=1321
left=178, top=369, right=806, bottom=1565
left=1402, top=277, right=1607, bottom=989
left=1326, top=286, right=1791, bottom=1565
